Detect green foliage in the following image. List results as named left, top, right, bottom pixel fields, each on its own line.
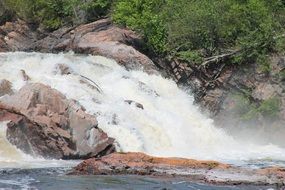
left=176, top=51, right=203, bottom=64
left=3, top=0, right=285, bottom=64
left=165, top=0, right=285, bottom=63
left=113, top=0, right=285, bottom=64
left=257, top=97, right=281, bottom=118
left=256, top=54, right=271, bottom=73
left=3, top=0, right=112, bottom=30
left=279, top=70, right=285, bottom=81
left=112, top=0, right=167, bottom=53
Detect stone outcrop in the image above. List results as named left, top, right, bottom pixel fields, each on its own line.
left=35, top=19, right=157, bottom=73
left=0, top=18, right=157, bottom=73
left=0, top=83, right=115, bottom=159
left=70, top=152, right=285, bottom=187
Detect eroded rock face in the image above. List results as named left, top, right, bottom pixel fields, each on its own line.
left=0, top=83, right=115, bottom=159
left=70, top=152, right=285, bottom=187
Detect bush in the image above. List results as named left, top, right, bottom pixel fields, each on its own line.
left=165, top=0, right=285, bottom=63
left=3, top=0, right=112, bottom=30
left=112, top=0, right=167, bottom=53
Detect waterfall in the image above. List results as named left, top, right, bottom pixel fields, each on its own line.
left=1, top=52, right=285, bottom=166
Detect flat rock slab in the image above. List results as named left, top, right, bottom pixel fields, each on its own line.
left=70, top=152, right=285, bottom=187
left=0, top=83, right=115, bottom=159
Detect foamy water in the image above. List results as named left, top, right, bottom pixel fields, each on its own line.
left=0, top=52, right=285, bottom=167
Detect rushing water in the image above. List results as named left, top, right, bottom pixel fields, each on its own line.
left=0, top=52, right=284, bottom=189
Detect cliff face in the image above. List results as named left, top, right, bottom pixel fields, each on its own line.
left=163, top=54, right=285, bottom=146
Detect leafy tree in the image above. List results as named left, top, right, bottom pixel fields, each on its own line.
left=165, top=0, right=285, bottom=64
left=3, top=0, right=112, bottom=30
left=112, top=0, right=167, bottom=53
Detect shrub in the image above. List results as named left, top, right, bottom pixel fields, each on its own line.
left=165, top=0, right=285, bottom=63
left=3, top=0, right=112, bottom=30
left=112, top=0, right=167, bottom=53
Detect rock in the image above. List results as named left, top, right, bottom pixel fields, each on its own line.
left=252, top=83, right=277, bottom=101
left=36, top=19, right=157, bottom=73
left=20, top=69, right=31, bottom=81
left=0, top=83, right=115, bottom=159
left=70, top=152, right=285, bottom=186
left=124, top=100, right=144, bottom=110
left=200, top=89, right=224, bottom=116
left=138, top=81, right=159, bottom=97
left=70, top=152, right=228, bottom=175
left=0, top=18, right=157, bottom=73
left=0, top=20, right=37, bottom=52
left=0, top=79, right=13, bottom=96
left=53, top=63, right=74, bottom=75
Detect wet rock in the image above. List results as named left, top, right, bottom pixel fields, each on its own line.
left=70, top=152, right=285, bottom=186
left=20, top=69, right=31, bottom=81
left=124, top=100, right=144, bottom=110
left=53, top=63, right=74, bottom=75
left=138, top=81, right=159, bottom=97
left=0, top=79, right=13, bottom=96
left=70, top=152, right=228, bottom=176
left=111, top=114, right=119, bottom=125
left=0, top=83, right=115, bottom=159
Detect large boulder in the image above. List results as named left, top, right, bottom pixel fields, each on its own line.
left=0, top=18, right=158, bottom=73
left=0, top=83, right=115, bottom=159
left=36, top=19, right=157, bottom=73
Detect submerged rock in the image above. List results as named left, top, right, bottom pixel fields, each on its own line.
left=124, top=100, right=144, bottom=110
left=53, top=63, right=74, bottom=75
left=70, top=152, right=285, bottom=187
left=0, top=83, right=115, bottom=159
left=20, top=69, right=31, bottom=81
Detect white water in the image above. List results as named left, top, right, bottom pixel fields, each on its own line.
left=0, top=52, right=285, bottom=167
